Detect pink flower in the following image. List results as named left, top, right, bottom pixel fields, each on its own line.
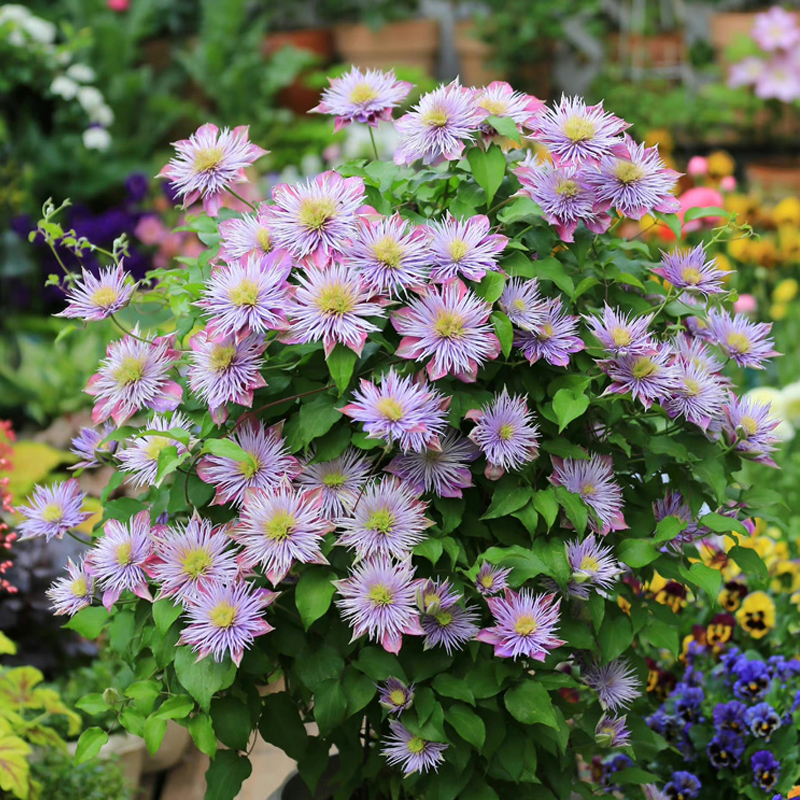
left=107, top=0, right=129, bottom=10
left=678, top=186, right=725, bottom=234
left=686, top=156, right=708, bottom=177
left=720, top=176, right=737, bottom=192
left=135, top=215, right=168, bottom=246
left=734, top=294, right=758, bottom=314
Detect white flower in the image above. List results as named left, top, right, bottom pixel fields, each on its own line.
left=745, top=386, right=795, bottom=442
left=0, top=5, right=31, bottom=25
left=66, top=63, right=96, bottom=83
left=83, top=127, right=112, bottom=151
left=77, top=86, right=104, bottom=113
left=91, top=104, right=115, bottom=127
left=779, top=381, right=800, bottom=426
left=51, top=76, right=79, bottom=100
left=21, top=15, right=55, bottom=44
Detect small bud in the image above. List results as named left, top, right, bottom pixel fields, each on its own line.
left=103, top=687, right=122, bottom=706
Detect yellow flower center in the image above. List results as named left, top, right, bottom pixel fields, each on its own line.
left=563, top=116, right=596, bottom=143
left=238, top=457, right=260, bottom=479
left=41, top=503, right=64, bottom=523
left=298, top=198, right=338, bottom=231
left=91, top=286, right=120, bottom=308
left=681, top=267, right=703, bottom=285
left=116, top=542, right=133, bottom=566
left=479, top=574, right=494, bottom=589
left=539, top=322, right=554, bottom=340
left=263, top=511, right=295, bottom=541
left=316, top=283, right=356, bottom=317
left=323, top=471, right=346, bottom=488
left=349, top=82, right=379, bottom=104
left=726, top=332, right=751, bottom=354
left=479, top=97, right=508, bottom=116
left=556, top=179, right=580, bottom=198
left=433, top=310, right=465, bottom=340
left=499, top=423, right=515, bottom=441
left=632, top=357, right=657, bottom=379
left=209, top=344, right=236, bottom=372
left=407, top=736, right=426, bottom=754
left=375, top=397, right=405, bottom=422
left=210, top=601, right=237, bottom=629
left=448, top=239, right=470, bottom=263
left=371, top=236, right=404, bottom=270
left=582, top=482, right=597, bottom=497
left=145, top=435, right=173, bottom=462
left=193, top=146, right=225, bottom=173
left=740, top=415, right=759, bottom=436
left=71, top=576, right=88, bottom=597
left=514, top=615, right=538, bottom=636
left=683, top=377, right=700, bottom=396
left=511, top=299, right=526, bottom=313
left=389, top=689, right=407, bottom=706
left=366, top=508, right=395, bottom=535
left=614, top=161, right=646, bottom=185
left=580, top=555, right=600, bottom=572
left=113, top=355, right=146, bottom=387
left=229, top=278, right=260, bottom=307
left=368, top=583, right=394, bottom=607
left=609, top=327, right=631, bottom=347
left=256, top=228, right=272, bottom=252
left=180, top=547, right=213, bottom=579
left=422, top=107, right=450, bottom=128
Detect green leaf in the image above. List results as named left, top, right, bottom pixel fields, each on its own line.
left=124, top=681, right=161, bottom=714
left=481, top=486, right=532, bottom=520
left=533, top=488, right=559, bottom=529
left=75, top=693, right=108, bottom=716
left=354, top=647, right=407, bottom=682
left=295, top=570, right=337, bottom=630
left=119, top=707, right=146, bottom=737
left=285, top=394, right=342, bottom=452
left=313, top=679, right=348, bottom=736
left=728, top=545, right=769, bottom=582
left=645, top=620, right=679, bottom=657
left=491, top=311, right=514, bottom=358
left=433, top=674, right=475, bottom=706
left=497, top=196, right=542, bottom=225
left=188, top=714, right=217, bottom=757
left=173, top=647, right=236, bottom=711
left=552, top=388, right=590, bottom=433
left=654, top=515, right=687, bottom=543
left=205, top=751, right=252, bottom=800
left=155, top=445, right=184, bottom=484
left=486, top=114, right=522, bottom=144
left=617, top=539, right=660, bottom=568
left=700, top=512, right=750, bottom=537
left=554, top=486, right=588, bottom=534
left=152, top=598, right=183, bottom=636
left=64, top=606, right=109, bottom=639
left=211, top=696, right=251, bottom=752
left=483, top=546, right=548, bottom=584
left=532, top=256, right=574, bottom=296
left=467, top=144, right=506, bottom=206
left=202, top=438, right=252, bottom=462
left=259, top=693, right=308, bottom=761
left=74, top=727, right=108, bottom=765
left=414, top=537, right=443, bottom=565
left=144, top=716, right=167, bottom=755
left=342, top=668, right=376, bottom=716
left=327, top=345, right=358, bottom=395
left=654, top=211, right=682, bottom=240
left=153, top=695, right=194, bottom=720
left=679, top=562, right=722, bottom=602
left=683, top=206, right=729, bottom=223
left=599, top=614, right=633, bottom=662
left=446, top=703, right=485, bottom=749
left=504, top=682, right=558, bottom=729
left=474, top=271, right=506, bottom=303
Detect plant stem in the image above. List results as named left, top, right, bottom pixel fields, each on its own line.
left=226, top=187, right=258, bottom=212
left=368, top=127, right=380, bottom=161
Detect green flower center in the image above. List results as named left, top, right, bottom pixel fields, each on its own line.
left=229, top=278, right=260, bottom=307
left=256, top=228, right=272, bottom=252
left=366, top=508, right=395, bottom=535
left=323, top=471, right=346, bottom=488
left=263, top=511, right=295, bottom=541
left=448, top=239, right=470, bottom=263
left=349, top=82, right=379, bottom=104
left=210, top=601, right=237, bottom=629
left=726, top=332, right=751, bottom=354
left=116, top=542, right=133, bottom=566
left=145, top=435, right=173, bottom=463
left=91, top=286, right=119, bottom=308
left=180, top=547, right=213, bottom=580
left=238, top=457, right=260, bottom=479
left=209, top=344, right=236, bottom=372
left=389, top=689, right=407, bottom=706
left=422, top=107, right=449, bottom=128
left=434, top=610, right=453, bottom=626
left=563, top=116, right=596, bottom=143
left=316, top=283, right=356, bottom=317
left=581, top=482, right=597, bottom=498
left=71, top=576, right=88, bottom=597
left=371, top=236, right=404, bottom=270
left=614, top=161, right=646, bottom=185
left=632, top=357, right=657, bottom=379
left=375, top=397, right=405, bottom=422
left=433, top=310, right=465, bottom=340
left=580, top=555, right=600, bottom=572
left=41, top=503, right=64, bottom=523
left=555, top=179, right=580, bottom=198
left=514, top=615, right=538, bottom=636
left=193, top=146, right=225, bottom=173
left=512, top=299, right=526, bottom=312
left=298, top=198, right=338, bottom=232
left=113, top=355, right=146, bottom=387
left=407, top=736, right=426, bottom=754
left=499, top=423, right=515, bottom=441
left=609, top=327, right=631, bottom=347
left=368, top=583, right=394, bottom=607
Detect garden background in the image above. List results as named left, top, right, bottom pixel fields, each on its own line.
left=3, top=0, right=800, bottom=799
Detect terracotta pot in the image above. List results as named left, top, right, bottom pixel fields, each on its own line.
left=610, top=32, right=687, bottom=69
left=264, top=28, right=334, bottom=115
left=746, top=158, right=800, bottom=202
left=454, top=20, right=503, bottom=86
left=709, top=12, right=758, bottom=62
left=333, top=19, right=440, bottom=76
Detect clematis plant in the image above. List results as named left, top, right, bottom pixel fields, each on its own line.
left=24, top=69, right=782, bottom=799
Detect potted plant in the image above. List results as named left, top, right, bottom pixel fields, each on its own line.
left=19, top=69, right=781, bottom=800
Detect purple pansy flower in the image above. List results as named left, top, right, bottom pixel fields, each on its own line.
left=751, top=751, right=780, bottom=792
